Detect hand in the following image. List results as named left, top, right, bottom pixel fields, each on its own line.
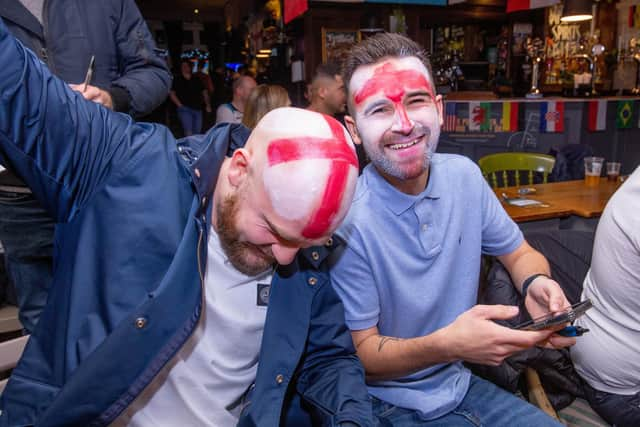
left=69, top=84, right=114, bottom=109
left=205, top=105, right=212, bottom=113
left=443, top=305, right=556, bottom=366
left=524, top=276, right=577, bottom=349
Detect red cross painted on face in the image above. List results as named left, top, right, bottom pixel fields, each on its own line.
left=267, top=115, right=358, bottom=239
left=353, top=62, right=434, bottom=130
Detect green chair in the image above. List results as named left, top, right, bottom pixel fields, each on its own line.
left=478, top=152, right=556, bottom=188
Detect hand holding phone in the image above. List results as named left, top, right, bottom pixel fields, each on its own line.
left=514, top=299, right=592, bottom=336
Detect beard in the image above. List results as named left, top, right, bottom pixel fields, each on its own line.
left=216, top=194, right=275, bottom=276
left=366, top=123, right=439, bottom=181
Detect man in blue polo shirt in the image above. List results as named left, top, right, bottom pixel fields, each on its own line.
left=331, top=32, right=575, bottom=426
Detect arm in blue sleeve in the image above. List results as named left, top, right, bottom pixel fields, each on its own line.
left=109, top=0, right=171, bottom=117
left=295, top=279, right=374, bottom=426
left=0, top=18, right=138, bottom=222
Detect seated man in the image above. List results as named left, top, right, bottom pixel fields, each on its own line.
left=0, top=20, right=372, bottom=426
left=571, top=167, right=640, bottom=427
left=331, top=32, right=574, bottom=426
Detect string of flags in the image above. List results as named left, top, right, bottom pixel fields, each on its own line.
left=442, top=100, right=640, bottom=133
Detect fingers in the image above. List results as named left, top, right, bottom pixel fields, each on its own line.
left=471, top=304, right=519, bottom=320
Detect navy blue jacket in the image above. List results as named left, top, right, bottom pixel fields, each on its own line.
left=0, top=19, right=372, bottom=427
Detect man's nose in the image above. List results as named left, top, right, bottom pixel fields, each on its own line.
left=272, top=244, right=299, bottom=266
left=390, top=105, right=414, bottom=134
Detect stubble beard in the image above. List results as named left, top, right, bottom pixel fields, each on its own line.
left=216, top=194, right=275, bottom=276
left=367, top=123, right=439, bottom=181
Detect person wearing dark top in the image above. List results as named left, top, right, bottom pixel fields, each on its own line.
left=170, top=59, right=212, bottom=136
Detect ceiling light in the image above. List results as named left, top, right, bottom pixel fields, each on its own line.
left=561, top=0, right=592, bottom=22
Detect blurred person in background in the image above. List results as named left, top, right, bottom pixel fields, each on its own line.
left=0, top=0, right=171, bottom=333
left=216, top=75, right=257, bottom=124
left=307, top=62, right=347, bottom=117
left=242, top=84, right=291, bottom=129
left=169, top=59, right=212, bottom=136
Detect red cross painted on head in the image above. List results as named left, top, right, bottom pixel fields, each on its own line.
left=267, top=115, right=358, bottom=239
left=353, top=62, right=434, bottom=106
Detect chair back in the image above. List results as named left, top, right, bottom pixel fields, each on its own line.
left=478, top=152, right=555, bottom=188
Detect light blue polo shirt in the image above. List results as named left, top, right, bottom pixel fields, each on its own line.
left=331, top=153, right=523, bottom=420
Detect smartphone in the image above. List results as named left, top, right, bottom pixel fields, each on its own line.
left=515, top=299, right=592, bottom=331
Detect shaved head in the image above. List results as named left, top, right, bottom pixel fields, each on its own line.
left=247, top=107, right=358, bottom=238
left=214, top=107, right=358, bottom=273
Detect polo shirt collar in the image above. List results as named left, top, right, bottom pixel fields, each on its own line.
left=364, top=157, right=442, bottom=216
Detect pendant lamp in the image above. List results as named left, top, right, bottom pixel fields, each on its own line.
left=561, top=0, right=593, bottom=22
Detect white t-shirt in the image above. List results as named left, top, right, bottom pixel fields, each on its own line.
left=115, top=228, right=272, bottom=426
left=572, top=167, right=640, bottom=395
left=215, top=103, right=243, bottom=124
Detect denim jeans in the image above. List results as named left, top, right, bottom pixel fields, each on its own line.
left=582, top=380, right=640, bottom=427
left=0, top=190, right=54, bottom=332
left=372, top=374, right=563, bottom=427
left=176, top=106, right=203, bottom=136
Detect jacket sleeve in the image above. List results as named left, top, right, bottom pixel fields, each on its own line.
left=294, top=278, right=375, bottom=426
left=0, top=18, right=148, bottom=222
left=109, top=0, right=171, bottom=117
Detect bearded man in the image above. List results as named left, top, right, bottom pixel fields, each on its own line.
left=0, top=20, right=373, bottom=427
left=330, top=32, right=575, bottom=427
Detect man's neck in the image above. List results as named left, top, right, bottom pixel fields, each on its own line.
left=378, top=167, right=430, bottom=196
left=231, top=99, right=243, bottom=113
left=307, top=102, right=333, bottom=117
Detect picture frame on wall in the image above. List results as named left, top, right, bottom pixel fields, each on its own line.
left=321, top=28, right=361, bottom=65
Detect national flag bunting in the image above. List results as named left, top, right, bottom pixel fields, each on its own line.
left=501, top=102, right=519, bottom=132
left=443, top=102, right=457, bottom=132
left=617, top=101, right=634, bottom=128
left=540, top=101, right=564, bottom=133
left=506, top=0, right=559, bottom=13
left=469, top=102, right=491, bottom=132
left=587, top=100, right=607, bottom=132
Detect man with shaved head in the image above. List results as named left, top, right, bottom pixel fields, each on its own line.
left=216, top=75, right=257, bottom=124
left=0, top=21, right=373, bottom=426
left=331, top=33, right=572, bottom=426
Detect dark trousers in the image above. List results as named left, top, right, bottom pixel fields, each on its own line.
left=0, top=190, right=53, bottom=332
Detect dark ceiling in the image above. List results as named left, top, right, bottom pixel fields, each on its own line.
left=135, top=0, right=227, bottom=21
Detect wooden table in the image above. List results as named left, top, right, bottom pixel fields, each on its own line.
left=496, top=178, right=620, bottom=223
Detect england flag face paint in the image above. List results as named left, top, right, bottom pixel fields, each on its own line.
left=349, top=57, right=442, bottom=182
left=263, top=114, right=358, bottom=240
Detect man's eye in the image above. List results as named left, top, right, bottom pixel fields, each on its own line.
left=371, top=106, right=391, bottom=115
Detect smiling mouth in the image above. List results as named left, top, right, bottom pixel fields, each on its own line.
left=387, top=135, right=424, bottom=150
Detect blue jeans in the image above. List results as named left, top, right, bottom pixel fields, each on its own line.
left=373, top=375, right=563, bottom=427
left=582, top=380, right=640, bottom=427
left=176, top=106, right=203, bottom=136
left=0, top=190, right=54, bottom=333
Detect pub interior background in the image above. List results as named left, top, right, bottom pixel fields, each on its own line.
left=135, top=0, right=640, bottom=174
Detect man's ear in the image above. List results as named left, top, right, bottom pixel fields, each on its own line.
left=227, top=148, right=251, bottom=188
left=344, top=115, right=362, bottom=145
left=318, top=86, right=328, bottom=100
left=435, top=94, right=444, bottom=127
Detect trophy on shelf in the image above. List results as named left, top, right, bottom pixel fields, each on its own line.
left=629, top=38, right=640, bottom=95
left=525, top=37, right=545, bottom=99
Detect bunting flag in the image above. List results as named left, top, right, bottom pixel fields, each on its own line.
left=506, top=0, right=559, bottom=13
left=587, top=100, right=607, bottom=132
left=284, top=0, right=308, bottom=24
left=617, top=100, right=634, bottom=129
left=443, top=102, right=457, bottom=132
left=540, top=101, right=564, bottom=133
left=502, top=102, right=520, bottom=132
left=469, top=102, right=491, bottom=132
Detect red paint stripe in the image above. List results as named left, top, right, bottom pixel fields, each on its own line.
left=510, top=103, right=519, bottom=132
left=353, top=63, right=433, bottom=106
left=267, top=115, right=357, bottom=238
left=302, top=162, right=350, bottom=239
